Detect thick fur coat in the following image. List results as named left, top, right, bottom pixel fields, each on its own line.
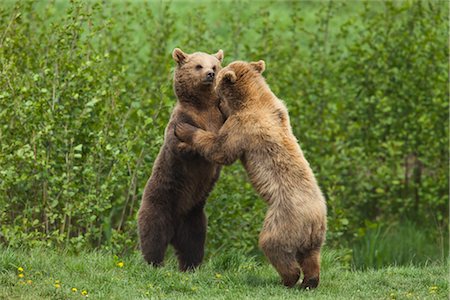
left=138, top=48, right=224, bottom=271
left=175, top=60, right=327, bottom=288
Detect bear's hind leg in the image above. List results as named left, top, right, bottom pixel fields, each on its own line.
left=298, top=248, right=321, bottom=289
left=138, top=206, right=174, bottom=267
left=172, top=204, right=207, bottom=272
left=260, top=240, right=301, bottom=287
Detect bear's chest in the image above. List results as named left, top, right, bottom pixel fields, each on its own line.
left=193, top=107, right=224, bottom=132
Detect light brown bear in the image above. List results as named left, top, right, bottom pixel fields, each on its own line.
left=175, top=60, right=327, bottom=288
left=138, top=48, right=224, bottom=271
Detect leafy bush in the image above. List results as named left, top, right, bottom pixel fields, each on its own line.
left=0, top=0, right=447, bottom=265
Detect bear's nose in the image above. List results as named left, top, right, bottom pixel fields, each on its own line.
left=207, top=71, right=215, bottom=79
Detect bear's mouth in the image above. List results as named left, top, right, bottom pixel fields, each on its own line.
left=203, top=77, right=214, bottom=85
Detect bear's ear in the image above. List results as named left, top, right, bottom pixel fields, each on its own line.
left=223, top=70, right=237, bottom=83
left=172, top=48, right=188, bottom=65
left=215, top=49, right=224, bottom=62
left=250, top=60, right=265, bottom=73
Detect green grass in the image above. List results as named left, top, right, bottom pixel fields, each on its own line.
left=0, top=248, right=447, bottom=299
left=352, top=221, right=448, bottom=270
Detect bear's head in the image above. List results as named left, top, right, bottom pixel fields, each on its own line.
left=172, top=48, right=224, bottom=102
left=215, top=60, right=265, bottom=117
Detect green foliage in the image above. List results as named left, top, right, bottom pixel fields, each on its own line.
left=0, top=0, right=448, bottom=267
left=0, top=0, right=169, bottom=252
left=352, top=220, right=448, bottom=270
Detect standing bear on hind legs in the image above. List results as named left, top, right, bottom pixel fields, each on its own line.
left=138, top=48, right=224, bottom=271
left=175, top=60, right=327, bottom=289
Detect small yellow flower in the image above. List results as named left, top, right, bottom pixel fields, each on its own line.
left=389, top=292, right=396, bottom=299
left=71, top=287, right=78, bottom=292
left=54, top=283, right=61, bottom=289
left=81, top=290, right=88, bottom=296
left=215, top=273, right=222, bottom=279
left=55, top=280, right=60, bottom=284
left=18, top=273, right=24, bottom=278
left=17, top=267, right=24, bottom=272
left=116, top=261, right=124, bottom=268
left=26, top=280, right=32, bottom=285
left=429, top=286, right=438, bottom=293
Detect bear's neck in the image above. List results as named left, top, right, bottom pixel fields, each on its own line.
left=176, top=88, right=218, bottom=110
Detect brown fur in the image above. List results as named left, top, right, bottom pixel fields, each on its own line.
left=137, top=48, right=224, bottom=271
left=175, top=60, right=327, bottom=287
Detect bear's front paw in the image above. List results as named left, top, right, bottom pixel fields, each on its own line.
left=177, top=142, right=194, bottom=154
left=174, top=123, right=198, bottom=144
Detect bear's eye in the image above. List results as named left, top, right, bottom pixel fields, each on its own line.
left=196, top=65, right=203, bottom=70
left=212, top=66, right=216, bottom=71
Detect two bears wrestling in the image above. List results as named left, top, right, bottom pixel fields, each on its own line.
left=137, top=48, right=327, bottom=289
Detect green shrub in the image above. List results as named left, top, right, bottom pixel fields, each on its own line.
left=0, top=0, right=447, bottom=266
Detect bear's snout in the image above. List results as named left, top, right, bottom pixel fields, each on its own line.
left=206, top=71, right=215, bottom=80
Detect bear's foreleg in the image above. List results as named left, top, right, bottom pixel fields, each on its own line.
left=175, top=122, right=242, bottom=166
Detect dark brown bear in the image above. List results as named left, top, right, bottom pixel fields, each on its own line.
left=137, top=48, right=224, bottom=271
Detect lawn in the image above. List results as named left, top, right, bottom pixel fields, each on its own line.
left=0, top=248, right=447, bottom=299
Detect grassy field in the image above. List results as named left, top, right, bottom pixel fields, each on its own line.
left=0, top=248, right=447, bottom=299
